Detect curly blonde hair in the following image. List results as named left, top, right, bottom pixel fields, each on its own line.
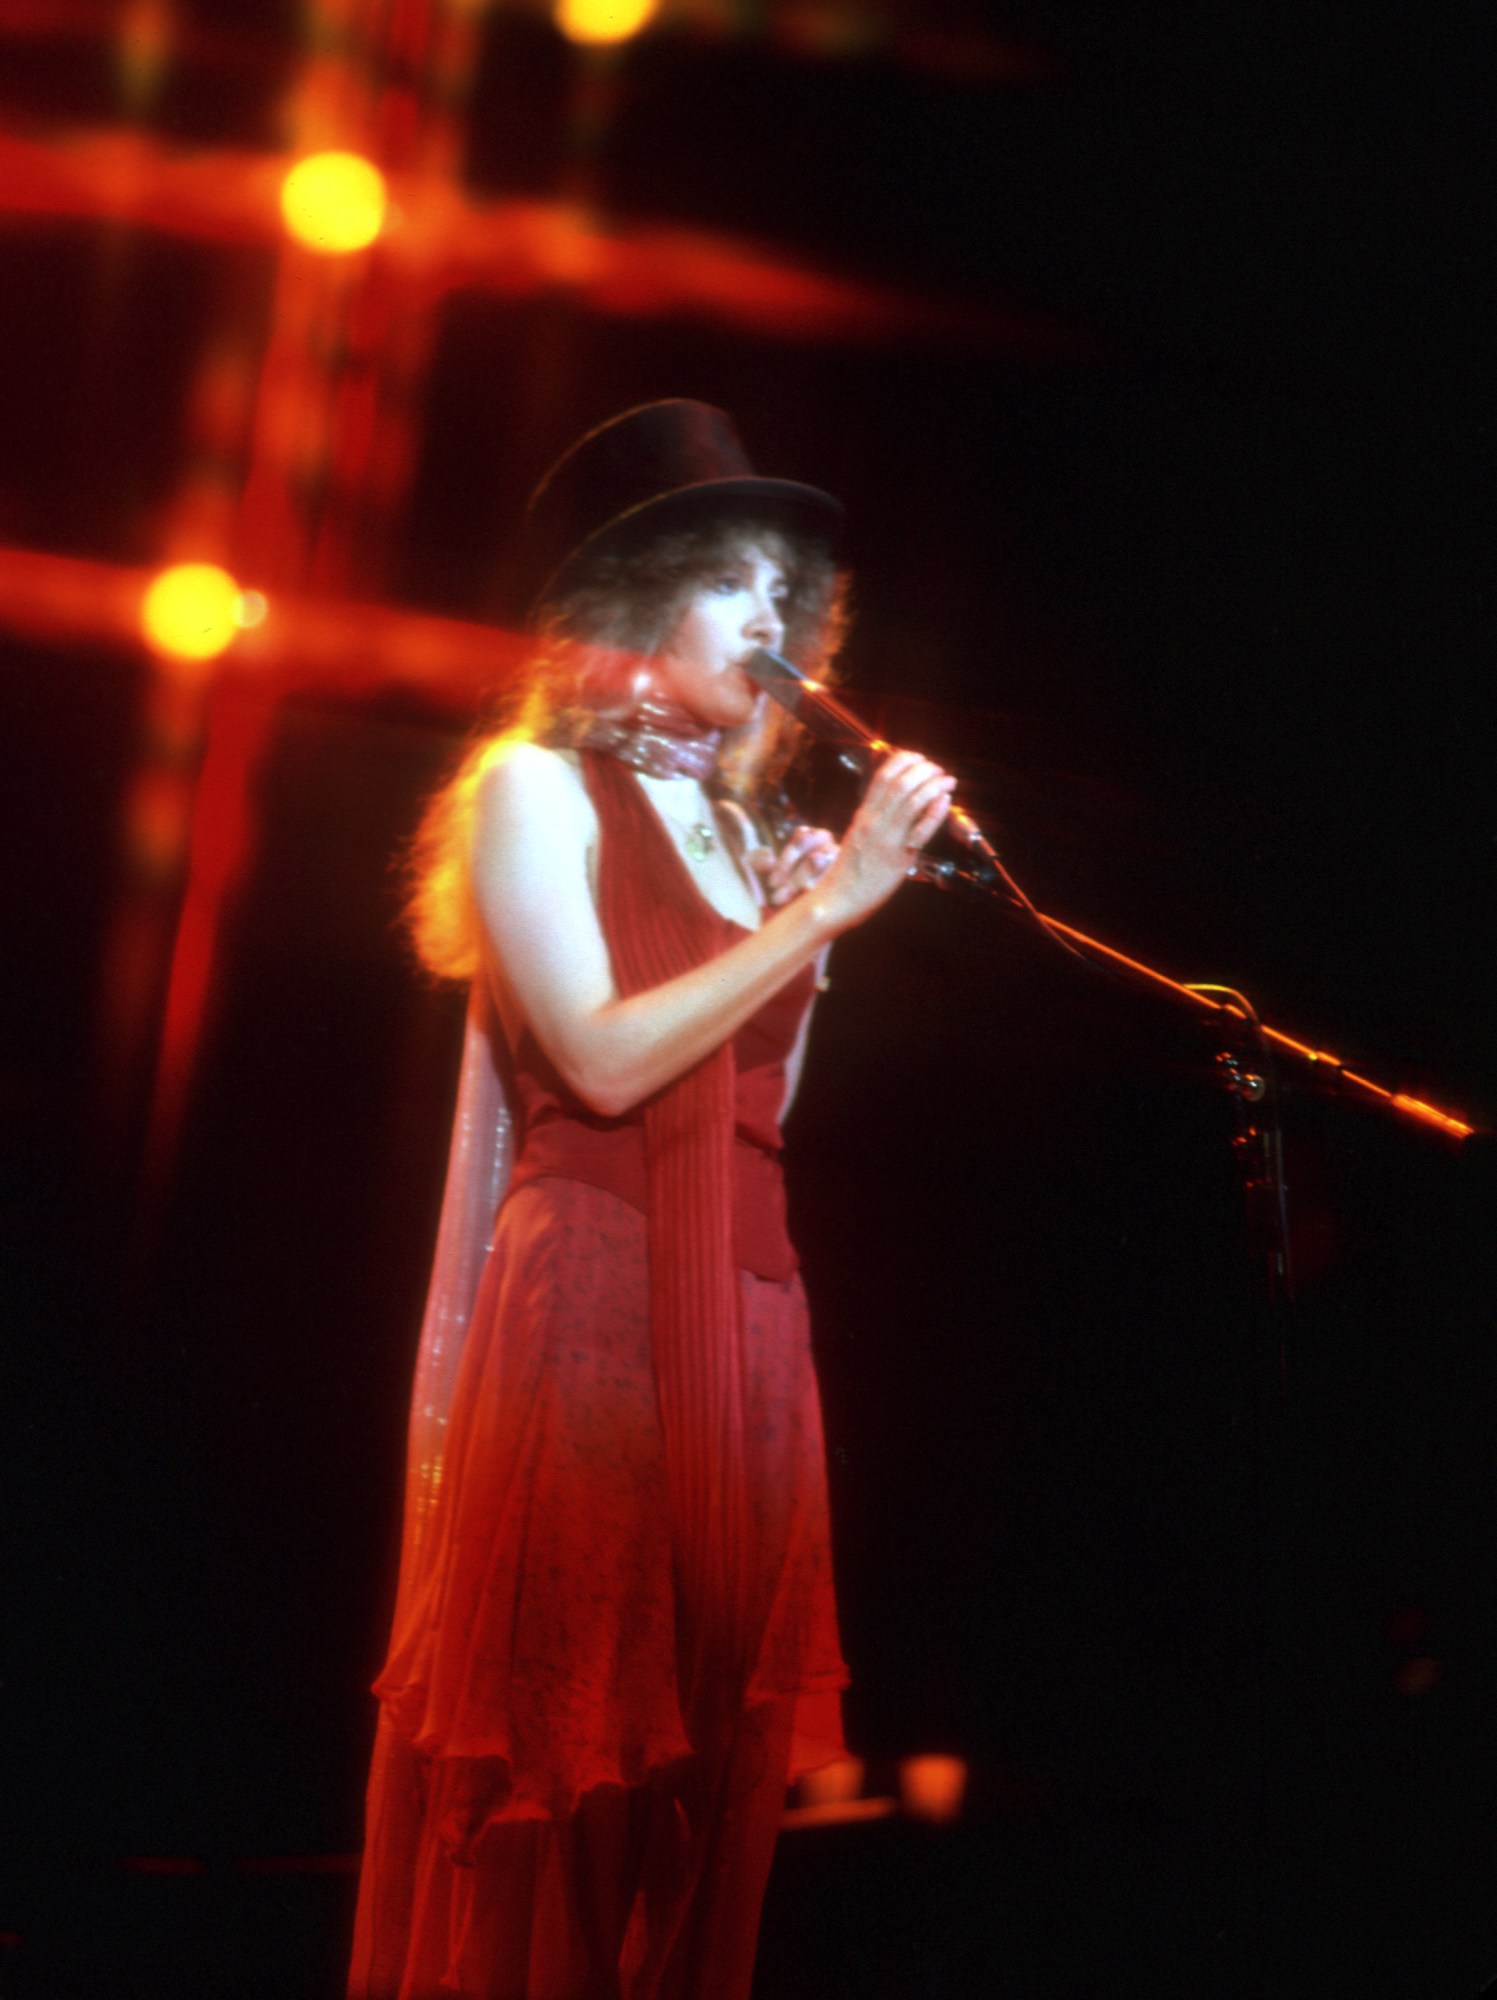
left=405, top=517, right=849, bottom=982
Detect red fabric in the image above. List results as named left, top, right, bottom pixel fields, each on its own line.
left=582, top=753, right=790, bottom=1732
left=503, top=945, right=813, bottom=1280
left=353, top=1675, right=801, bottom=2000
left=350, top=760, right=847, bottom=1999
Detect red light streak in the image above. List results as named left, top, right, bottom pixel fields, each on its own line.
left=780, top=1796, right=897, bottom=1829
left=0, top=129, right=283, bottom=243
left=132, top=678, right=277, bottom=1240
left=0, top=129, right=1071, bottom=352
left=0, top=544, right=528, bottom=700
left=1388, top=1094, right=1474, bottom=1141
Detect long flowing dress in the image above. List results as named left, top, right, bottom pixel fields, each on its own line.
left=349, top=752, right=848, bottom=2000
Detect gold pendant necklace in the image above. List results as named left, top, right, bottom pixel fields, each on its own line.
left=682, top=820, right=717, bottom=864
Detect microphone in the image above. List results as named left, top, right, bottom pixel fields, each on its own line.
left=743, top=647, right=1000, bottom=889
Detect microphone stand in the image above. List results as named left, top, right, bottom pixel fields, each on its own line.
left=746, top=647, right=1478, bottom=1155
left=748, top=648, right=1480, bottom=1986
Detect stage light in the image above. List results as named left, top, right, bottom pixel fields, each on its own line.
left=554, top=0, right=660, bottom=46
left=898, top=1753, right=967, bottom=1823
left=796, top=1757, right=865, bottom=1807
left=140, top=564, right=245, bottom=662
left=280, top=152, right=388, bottom=254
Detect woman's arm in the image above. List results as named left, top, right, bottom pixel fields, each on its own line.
left=471, top=740, right=951, bottom=1119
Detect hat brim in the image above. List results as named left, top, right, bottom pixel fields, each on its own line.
left=536, top=475, right=844, bottom=615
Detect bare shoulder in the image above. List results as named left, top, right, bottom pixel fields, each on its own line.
left=469, top=737, right=613, bottom=1020
left=474, top=738, right=596, bottom=846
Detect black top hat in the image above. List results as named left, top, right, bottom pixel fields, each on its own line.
left=525, top=399, right=843, bottom=614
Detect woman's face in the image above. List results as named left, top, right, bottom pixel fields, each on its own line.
left=655, top=541, right=789, bottom=730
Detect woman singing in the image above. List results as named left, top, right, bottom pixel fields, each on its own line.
left=349, top=401, right=954, bottom=2000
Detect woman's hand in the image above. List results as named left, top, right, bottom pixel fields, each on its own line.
left=811, top=750, right=955, bottom=935
left=752, top=823, right=840, bottom=909
left=470, top=741, right=953, bottom=1119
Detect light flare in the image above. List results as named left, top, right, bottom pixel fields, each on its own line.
left=140, top=563, right=243, bottom=662
left=554, top=0, right=660, bottom=46
left=280, top=151, right=388, bottom=253
left=899, top=1754, right=968, bottom=1824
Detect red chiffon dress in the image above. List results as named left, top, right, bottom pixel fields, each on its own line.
left=349, top=752, right=848, bottom=2000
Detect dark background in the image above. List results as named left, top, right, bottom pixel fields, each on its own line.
left=2, top=2, right=1493, bottom=1995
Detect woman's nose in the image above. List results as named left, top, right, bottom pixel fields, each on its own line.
left=746, top=590, right=783, bottom=648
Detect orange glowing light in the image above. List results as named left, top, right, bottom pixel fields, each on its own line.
left=125, top=765, right=194, bottom=878
left=796, top=1757, right=866, bottom=1807
left=1390, top=1093, right=1474, bottom=1140
left=280, top=152, right=387, bottom=254
left=140, top=564, right=243, bottom=662
left=554, top=0, right=659, bottom=45
left=899, top=1753, right=968, bottom=1823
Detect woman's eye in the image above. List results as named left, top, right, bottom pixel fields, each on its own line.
left=710, top=572, right=743, bottom=595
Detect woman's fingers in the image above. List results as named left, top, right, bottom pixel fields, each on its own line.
left=760, top=825, right=839, bottom=905
left=906, top=786, right=955, bottom=849
left=793, top=829, right=837, bottom=873
left=783, top=835, right=837, bottom=900
left=868, top=748, right=928, bottom=801
left=788, top=748, right=958, bottom=932
left=775, top=827, right=818, bottom=873
left=838, top=755, right=954, bottom=864
left=878, top=761, right=955, bottom=847
left=871, top=754, right=952, bottom=820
